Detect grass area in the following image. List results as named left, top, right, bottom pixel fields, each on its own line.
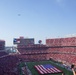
left=26, top=60, right=73, bottom=75
left=18, top=62, right=25, bottom=75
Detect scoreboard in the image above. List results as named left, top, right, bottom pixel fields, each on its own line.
left=13, top=38, right=34, bottom=45
left=20, top=38, right=34, bottom=45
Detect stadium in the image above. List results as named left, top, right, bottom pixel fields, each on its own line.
left=0, top=36, right=76, bottom=75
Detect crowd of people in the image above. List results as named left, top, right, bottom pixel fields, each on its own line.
left=49, top=47, right=76, bottom=54
left=0, top=50, right=76, bottom=75
left=0, top=51, right=8, bottom=57
left=0, top=42, right=76, bottom=75
left=0, top=55, right=19, bottom=75
left=19, top=49, right=48, bottom=54
left=46, top=37, right=76, bottom=47
left=49, top=47, right=76, bottom=64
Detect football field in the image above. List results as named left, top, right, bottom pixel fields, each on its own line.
left=19, top=60, right=73, bottom=75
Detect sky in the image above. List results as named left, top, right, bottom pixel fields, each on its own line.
left=0, top=0, right=76, bottom=46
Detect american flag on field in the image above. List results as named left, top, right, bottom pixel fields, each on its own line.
left=34, top=64, right=62, bottom=74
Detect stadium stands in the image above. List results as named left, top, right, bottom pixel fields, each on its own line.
left=1, top=37, right=76, bottom=75
left=17, top=44, right=50, bottom=61
left=0, top=51, right=8, bottom=57
left=46, top=37, right=76, bottom=46
left=46, top=37, right=76, bottom=65
left=17, top=37, right=76, bottom=65
left=0, top=55, right=19, bottom=75
left=48, top=47, right=76, bottom=64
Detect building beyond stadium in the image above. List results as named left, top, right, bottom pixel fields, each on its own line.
left=0, top=40, right=5, bottom=50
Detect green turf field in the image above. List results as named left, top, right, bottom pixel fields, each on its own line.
left=19, top=60, right=73, bottom=75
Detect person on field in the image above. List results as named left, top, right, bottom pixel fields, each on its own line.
left=72, top=68, right=76, bottom=75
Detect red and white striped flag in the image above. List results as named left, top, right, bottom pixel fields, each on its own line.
left=34, top=64, right=62, bottom=74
